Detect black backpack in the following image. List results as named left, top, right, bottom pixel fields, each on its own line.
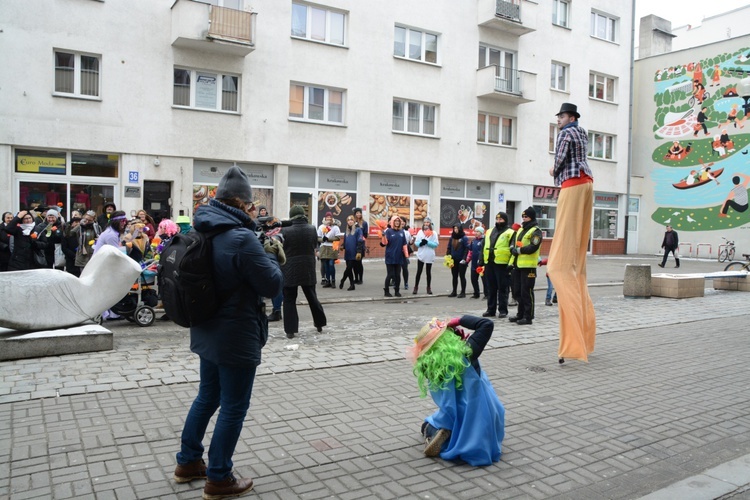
left=158, top=227, right=233, bottom=328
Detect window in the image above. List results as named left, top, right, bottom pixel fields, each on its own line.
left=477, top=113, right=513, bottom=146
left=54, top=51, right=100, bottom=98
left=292, top=2, right=346, bottom=45
left=394, top=26, right=439, bottom=64
left=587, top=131, right=615, bottom=160
left=289, top=84, right=344, bottom=124
left=591, top=11, right=617, bottom=42
left=589, top=72, right=616, bottom=102
left=393, top=100, right=436, bottom=136
left=552, top=0, right=569, bottom=28
left=549, top=124, right=560, bottom=152
left=173, top=68, right=240, bottom=112
left=551, top=62, right=568, bottom=91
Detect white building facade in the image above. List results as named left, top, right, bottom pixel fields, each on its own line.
left=0, top=0, right=633, bottom=254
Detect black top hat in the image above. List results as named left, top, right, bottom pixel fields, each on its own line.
left=555, top=102, right=580, bottom=119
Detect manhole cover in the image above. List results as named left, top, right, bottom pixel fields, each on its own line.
left=526, top=366, right=547, bottom=373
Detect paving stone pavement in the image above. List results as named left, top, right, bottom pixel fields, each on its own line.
left=1, top=255, right=749, bottom=499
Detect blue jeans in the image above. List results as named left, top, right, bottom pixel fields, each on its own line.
left=322, top=259, right=335, bottom=283
left=271, top=291, right=283, bottom=311
left=177, top=357, right=257, bottom=480
left=546, top=276, right=556, bottom=301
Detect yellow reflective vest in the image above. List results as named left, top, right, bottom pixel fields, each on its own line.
left=515, top=226, right=543, bottom=268
left=482, top=226, right=514, bottom=265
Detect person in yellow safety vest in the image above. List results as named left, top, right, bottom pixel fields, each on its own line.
left=481, top=212, right=515, bottom=319
left=508, top=207, right=543, bottom=325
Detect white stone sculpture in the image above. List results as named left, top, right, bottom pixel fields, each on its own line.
left=0, top=245, right=143, bottom=330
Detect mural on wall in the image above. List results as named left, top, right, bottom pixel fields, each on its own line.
left=650, top=47, right=750, bottom=231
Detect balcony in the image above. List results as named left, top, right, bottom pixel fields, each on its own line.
left=171, top=0, right=257, bottom=57
left=476, top=65, right=536, bottom=104
left=478, top=0, right=536, bottom=36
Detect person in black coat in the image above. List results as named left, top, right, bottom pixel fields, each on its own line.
left=0, top=212, right=13, bottom=272
left=175, top=166, right=284, bottom=498
left=33, top=209, right=63, bottom=268
left=61, top=214, right=82, bottom=276
left=5, top=211, right=39, bottom=271
left=658, top=225, right=679, bottom=268
left=96, top=202, right=117, bottom=230
left=280, top=205, right=327, bottom=338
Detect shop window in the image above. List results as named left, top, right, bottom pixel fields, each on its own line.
left=71, top=152, right=119, bottom=178
left=593, top=208, right=618, bottom=239
left=533, top=205, right=557, bottom=238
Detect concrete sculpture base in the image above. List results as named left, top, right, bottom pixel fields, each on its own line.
left=651, top=273, right=705, bottom=299
left=0, top=324, right=113, bottom=361
left=623, top=264, right=652, bottom=298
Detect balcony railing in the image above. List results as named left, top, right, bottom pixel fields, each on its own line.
left=476, top=65, right=536, bottom=104
left=477, top=0, right=535, bottom=35
left=171, top=0, right=256, bottom=57
left=496, top=0, right=520, bottom=23
left=494, top=66, right=519, bottom=94
left=208, top=5, right=253, bottom=44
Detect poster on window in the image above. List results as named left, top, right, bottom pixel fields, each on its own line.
left=317, top=191, right=356, bottom=225
left=193, top=185, right=274, bottom=216
left=369, top=195, right=413, bottom=234
left=439, top=199, right=489, bottom=236
left=195, top=73, right=217, bottom=109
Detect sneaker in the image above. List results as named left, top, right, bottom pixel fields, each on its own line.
left=286, top=332, right=295, bottom=339
left=403, top=283, right=409, bottom=290
left=203, top=474, right=254, bottom=500
left=481, top=310, right=495, bottom=317
left=516, top=318, right=532, bottom=325
left=545, top=299, right=553, bottom=306
left=497, top=313, right=507, bottom=319
left=174, top=459, right=206, bottom=483
left=508, top=316, right=519, bottom=323
left=424, top=429, right=451, bottom=457
left=268, top=310, right=282, bottom=322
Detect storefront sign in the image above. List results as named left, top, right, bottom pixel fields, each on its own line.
left=370, top=173, right=410, bottom=194
left=595, top=192, right=619, bottom=208
left=124, top=186, right=141, bottom=198
left=319, top=169, right=357, bottom=190
left=441, top=179, right=465, bottom=198
left=16, top=155, right=66, bottom=174
left=194, top=162, right=274, bottom=186
left=533, top=185, right=560, bottom=201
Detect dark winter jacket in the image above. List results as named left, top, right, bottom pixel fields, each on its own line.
left=280, top=215, right=318, bottom=287
left=383, top=227, right=407, bottom=265
left=0, top=223, right=11, bottom=270
left=5, top=217, right=38, bottom=271
left=189, top=199, right=283, bottom=367
left=661, top=230, right=679, bottom=250
left=447, top=230, right=470, bottom=263
left=342, top=226, right=365, bottom=261
left=33, top=219, right=63, bottom=268
left=469, top=236, right=484, bottom=269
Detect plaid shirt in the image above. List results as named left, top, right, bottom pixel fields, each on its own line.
left=552, top=121, right=594, bottom=186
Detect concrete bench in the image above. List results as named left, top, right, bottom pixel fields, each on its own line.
left=0, top=324, right=113, bottom=361
left=708, top=270, right=750, bottom=291
left=651, top=273, right=705, bottom=299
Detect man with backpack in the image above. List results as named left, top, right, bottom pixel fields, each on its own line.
left=173, top=166, right=284, bottom=499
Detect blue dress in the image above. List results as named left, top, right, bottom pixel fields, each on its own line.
left=425, top=360, right=505, bottom=466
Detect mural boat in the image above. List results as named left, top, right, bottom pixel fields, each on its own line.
left=672, top=168, right=724, bottom=189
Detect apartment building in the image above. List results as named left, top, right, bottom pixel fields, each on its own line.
left=0, top=0, right=633, bottom=254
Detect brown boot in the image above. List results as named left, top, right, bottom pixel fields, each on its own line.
left=203, top=474, right=254, bottom=500
left=173, top=459, right=207, bottom=483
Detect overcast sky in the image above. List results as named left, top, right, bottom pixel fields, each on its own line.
left=635, top=0, right=748, bottom=31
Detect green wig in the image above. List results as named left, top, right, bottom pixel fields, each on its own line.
left=413, top=329, right=472, bottom=398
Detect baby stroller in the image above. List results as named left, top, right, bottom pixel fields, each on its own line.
left=110, top=260, right=159, bottom=327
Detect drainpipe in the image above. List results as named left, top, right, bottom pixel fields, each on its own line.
left=624, top=0, right=636, bottom=255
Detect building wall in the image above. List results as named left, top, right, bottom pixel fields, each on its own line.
left=632, top=35, right=750, bottom=257
left=671, top=6, right=750, bottom=52
left=0, top=0, right=633, bottom=253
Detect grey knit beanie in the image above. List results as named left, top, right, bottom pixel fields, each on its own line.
left=215, top=166, right=253, bottom=203
left=289, top=205, right=305, bottom=218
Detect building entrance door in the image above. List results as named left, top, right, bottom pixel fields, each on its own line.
left=143, top=181, right=171, bottom=225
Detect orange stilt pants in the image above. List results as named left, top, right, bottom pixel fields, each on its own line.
left=547, top=182, right=596, bottom=361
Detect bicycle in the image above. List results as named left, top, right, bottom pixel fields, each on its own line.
left=718, top=237, right=735, bottom=263
left=724, top=253, right=750, bottom=272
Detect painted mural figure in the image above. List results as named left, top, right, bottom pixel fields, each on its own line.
left=710, top=64, right=721, bottom=86
left=693, top=81, right=707, bottom=105
left=694, top=107, right=710, bottom=136
left=700, top=165, right=721, bottom=185
left=719, top=129, right=735, bottom=152
left=723, top=104, right=745, bottom=129
left=719, top=174, right=750, bottom=218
